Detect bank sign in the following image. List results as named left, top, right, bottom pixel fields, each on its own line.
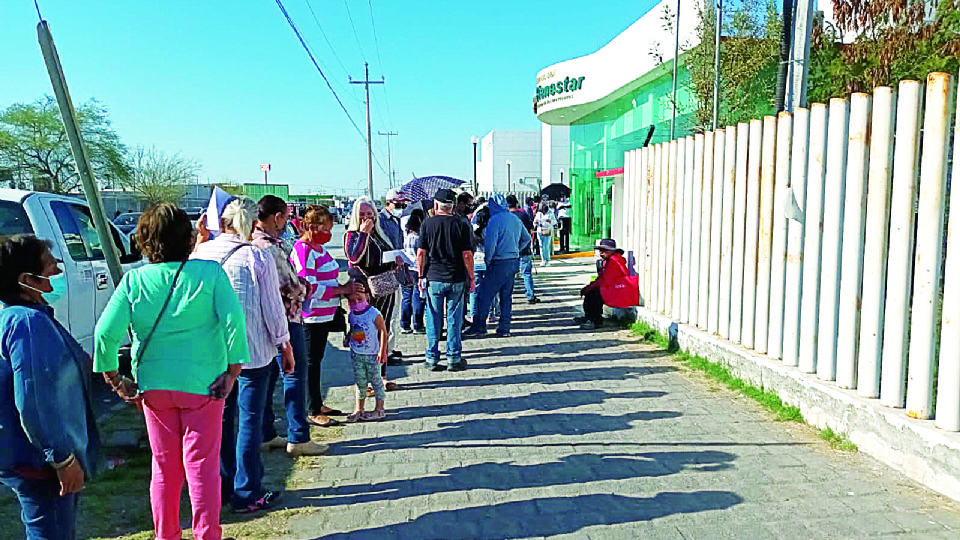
left=535, top=72, right=586, bottom=106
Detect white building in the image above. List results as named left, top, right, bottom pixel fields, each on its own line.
left=475, top=128, right=570, bottom=193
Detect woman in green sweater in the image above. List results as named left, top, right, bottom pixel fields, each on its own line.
left=94, top=204, right=248, bottom=540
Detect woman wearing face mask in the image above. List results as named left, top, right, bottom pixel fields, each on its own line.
left=95, top=204, right=248, bottom=540
left=0, top=235, right=100, bottom=540
left=345, top=197, right=403, bottom=392
left=291, top=206, right=359, bottom=427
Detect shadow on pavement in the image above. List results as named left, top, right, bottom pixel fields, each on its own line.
left=310, top=491, right=743, bottom=539
left=329, top=410, right=683, bottom=456
left=390, top=389, right=667, bottom=421
left=465, top=349, right=673, bottom=370
left=399, top=365, right=677, bottom=390
left=306, top=451, right=736, bottom=507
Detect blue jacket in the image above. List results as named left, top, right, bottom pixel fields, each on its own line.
left=0, top=302, right=101, bottom=478
left=484, top=195, right=531, bottom=263
left=379, top=210, right=403, bottom=250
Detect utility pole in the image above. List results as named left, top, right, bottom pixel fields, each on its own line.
left=712, top=0, right=722, bottom=130
left=350, top=62, right=383, bottom=199
left=670, top=0, right=682, bottom=140
left=787, top=0, right=816, bottom=111
left=378, top=130, right=398, bottom=188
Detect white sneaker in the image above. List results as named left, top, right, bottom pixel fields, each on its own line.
left=260, top=436, right=287, bottom=451
left=286, top=440, right=329, bottom=456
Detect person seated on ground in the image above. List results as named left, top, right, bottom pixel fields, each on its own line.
left=576, top=238, right=639, bottom=330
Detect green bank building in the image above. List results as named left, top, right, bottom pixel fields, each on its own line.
left=535, top=0, right=698, bottom=250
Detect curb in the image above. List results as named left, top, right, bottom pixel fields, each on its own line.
left=553, top=251, right=594, bottom=259
left=636, top=309, right=960, bottom=504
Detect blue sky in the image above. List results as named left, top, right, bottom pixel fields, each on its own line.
left=1, top=0, right=659, bottom=196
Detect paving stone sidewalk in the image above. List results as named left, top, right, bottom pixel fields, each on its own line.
left=277, top=258, right=960, bottom=540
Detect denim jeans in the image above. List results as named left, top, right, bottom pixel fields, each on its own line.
left=519, top=255, right=536, bottom=300
left=425, top=280, right=466, bottom=366
left=400, top=283, right=425, bottom=330
left=471, top=258, right=520, bottom=334
left=539, top=234, right=552, bottom=264
left=0, top=471, right=78, bottom=540
left=262, top=322, right=311, bottom=445
left=221, top=363, right=272, bottom=506
left=468, top=271, right=499, bottom=319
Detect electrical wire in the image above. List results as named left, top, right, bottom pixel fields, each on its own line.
left=367, top=0, right=395, bottom=128
left=34, top=0, right=43, bottom=20
left=342, top=0, right=367, bottom=62
left=304, top=0, right=351, bottom=79
left=273, top=0, right=387, bottom=175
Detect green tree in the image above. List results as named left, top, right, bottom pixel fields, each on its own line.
left=118, top=146, right=199, bottom=205
left=0, top=95, right=127, bottom=194
left=685, top=0, right=782, bottom=130
left=809, top=0, right=960, bottom=102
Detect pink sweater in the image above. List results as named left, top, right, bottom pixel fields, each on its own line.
left=290, top=241, right=341, bottom=323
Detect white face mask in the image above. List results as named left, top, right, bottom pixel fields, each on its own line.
left=391, top=208, right=403, bottom=218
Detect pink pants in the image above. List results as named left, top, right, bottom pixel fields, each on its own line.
left=142, top=390, right=225, bottom=540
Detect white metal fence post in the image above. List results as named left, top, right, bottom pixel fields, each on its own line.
left=857, top=87, right=896, bottom=398
left=623, top=150, right=633, bottom=252
left=644, top=147, right=655, bottom=304
left=880, top=80, right=923, bottom=408
left=699, top=131, right=716, bottom=329
left=655, top=143, right=666, bottom=313
left=783, top=108, right=810, bottom=367
left=799, top=103, right=829, bottom=374
left=742, top=119, right=763, bottom=349
left=936, top=70, right=960, bottom=431
left=817, top=98, right=850, bottom=382
left=768, top=113, right=792, bottom=359
left=836, top=93, right=872, bottom=389
left=667, top=140, right=680, bottom=318
left=690, top=134, right=705, bottom=328
left=906, top=72, right=953, bottom=420
left=636, top=150, right=646, bottom=302
left=729, top=123, right=750, bottom=344
left=670, top=140, right=682, bottom=319
left=681, top=136, right=696, bottom=323
left=718, top=127, right=738, bottom=338
left=756, top=116, right=778, bottom=354
left=708, top=130, right=725, bottom=334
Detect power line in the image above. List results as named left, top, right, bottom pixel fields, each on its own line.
left=303, top=0, right=351, bottom=79
left=273, top=0, right=388, bottom=175
left=342, top=0, right=367, bottom=62
left=367, top=0, right=395, bottom=128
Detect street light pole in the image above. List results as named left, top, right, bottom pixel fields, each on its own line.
left=378, top=131, right=398, bottom=187
left=506, top=160, right=512, bottom=193
left=471, top=136, right=479, bottom=193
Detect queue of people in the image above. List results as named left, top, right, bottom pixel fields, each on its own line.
left=0, top=185, right=599, bottom=540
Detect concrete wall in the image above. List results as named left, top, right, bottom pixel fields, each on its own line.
left=477, top=130, right=541, bottom=192
left=542, top=124, right=571, bottom=185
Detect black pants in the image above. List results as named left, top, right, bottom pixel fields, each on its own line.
left=583, top=288, right=604, bottom=324
left=559, top=218, right=572, bottom=252
left=304, top=321, right=333, bottom=415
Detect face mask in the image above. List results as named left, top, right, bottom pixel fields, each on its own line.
left=312, top=229, right=332, bottom=245
left=391, top=208, right=403, bottom=218
left=350, top=299, right=369, bottom=312
left=20, top=273, right=67, bottom=304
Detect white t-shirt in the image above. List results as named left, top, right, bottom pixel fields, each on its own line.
left=534, top=212, right=558, bottom=235
left=348, top=305, right=382, bottom=356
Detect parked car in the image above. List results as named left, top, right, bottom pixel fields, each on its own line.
left=113, top=211, right=141, bottom=234
left=0, top=189, right=144, bottom=355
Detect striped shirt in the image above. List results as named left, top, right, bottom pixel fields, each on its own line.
left=191, top=234, right=289, bottom=369
left=291, top=240, right=341, bottom=323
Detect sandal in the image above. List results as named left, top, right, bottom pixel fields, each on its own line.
left=362, top=410, right=386, bottom=422
left=345, top=411, right=363, bottom=423
left=307, top=415, right=340, bottom=428
left=385, top=381, right=399, bottom=392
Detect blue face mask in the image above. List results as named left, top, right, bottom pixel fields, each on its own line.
left=21, top=273, right=67, bottom=304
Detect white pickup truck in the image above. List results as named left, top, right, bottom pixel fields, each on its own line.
left=0, top=189, right=143, bottom=355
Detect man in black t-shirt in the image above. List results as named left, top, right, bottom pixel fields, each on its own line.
left=417, top=188, right=475, bottom=371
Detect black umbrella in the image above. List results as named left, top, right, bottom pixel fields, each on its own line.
left=541, top=183, right=571, bottom=200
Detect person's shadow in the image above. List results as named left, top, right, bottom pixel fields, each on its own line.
left=309, top=490, right=743, bottom=539
left=305, top=450, right=736, bottom=507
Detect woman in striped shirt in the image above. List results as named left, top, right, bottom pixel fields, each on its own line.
left=291, top=206, right=358, bottom=427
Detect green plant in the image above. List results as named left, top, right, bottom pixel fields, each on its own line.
left=820, top=426, right=859, bottom=452
left=685, top=0, right=782, bottom=130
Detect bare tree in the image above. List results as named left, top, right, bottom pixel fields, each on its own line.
left=120, top=146, right=199, bottom=205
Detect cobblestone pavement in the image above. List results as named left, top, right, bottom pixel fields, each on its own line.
left=277, top=258, right=960, bottom=540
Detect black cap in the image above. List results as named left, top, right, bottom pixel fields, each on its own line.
left=595, top=238, right=624, bottom=254
left=434, top=188, right=456, bottom=204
